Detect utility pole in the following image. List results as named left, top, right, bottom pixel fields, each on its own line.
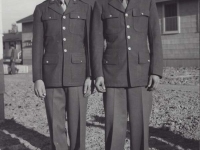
left=0, top=0, right=5, bottom=122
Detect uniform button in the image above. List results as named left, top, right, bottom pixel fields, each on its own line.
left=77, top=16, right=80, bottom=18
left=109, top=15, right=112, bottom=17
left=49, top=17, right=52, bottom=19
left=63, top=38, right=66, bottom=41
left=141, top=13, right=144, bottom=15
left=128, top=47, right=131, bottom=50
left=63, top=26, right=66, bottom=30
left=125, top=13, right=128, bottom=17
left=148, top=59, right=150, bottom=62
left=46, top=61, right=49, bottom=63
left=81, top=60, right=83, bottom=62
left=106, top=61, right=108, bottom=63
left=63, top=16, right=66, bottom=19
left=127, top=36, right=131, bottom=39
left=64, top=49, right=67, bottom=52
left=127, top=25, right=130, bottom=28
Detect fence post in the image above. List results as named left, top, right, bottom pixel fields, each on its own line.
left=0, top=0, right=5, bottom=122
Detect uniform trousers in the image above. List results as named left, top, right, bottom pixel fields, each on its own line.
left=45, top=87, right=87, bottom=150
left=103, top=87, right=152, bottom=150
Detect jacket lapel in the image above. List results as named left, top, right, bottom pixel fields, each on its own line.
left=108, top=0, right=125, bottom=13
left=126, top=0, right=140, bottom=11
left=64, top=0, right=78, bottom=14
left=48, top=0, right=64, bottom=15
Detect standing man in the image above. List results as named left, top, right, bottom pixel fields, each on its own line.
left=32, top=0, right=93, bottom=149
left=91, top=0, right=163, bottom=149
left=9, top=45, right=18, bottom=74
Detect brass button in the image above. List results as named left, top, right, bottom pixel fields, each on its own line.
left=63, top=38, right=66, bottom=41
left=127, top=25, right=130, bottom=28
left=127, top=36, right=131, bottom=39
left=109, top=15, right=112, bottom=17
left=148, top=59, right=150, bottom=62
left=125, top=13, right=128, bottom=17
left=46, top=61, right=49, bottom=63
left=64, top=49, right=67, bottom=52
left=128, top=47, right=131, bottom=50
left=49, top=17, right=51, bottom=19
left=78, top=16, right=80, bottom=18
left=63, top=16, right=66, bottom=19
left=141, top=13, right=144, bottom=15
left=63, top=26, right=66, bottom=30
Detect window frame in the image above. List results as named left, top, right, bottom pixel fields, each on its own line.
left=24, top=40, right=32, bottom=47
left=162, top=1, right=180, bottom=34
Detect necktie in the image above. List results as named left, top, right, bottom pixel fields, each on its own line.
left=122, top=0, right=128, bottom=9
left=60, top=0, right=67, bottom=12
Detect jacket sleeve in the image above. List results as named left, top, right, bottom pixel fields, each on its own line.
left=91, top=0, right=104, bottom=79
left=85, top=4, right=93, bottom=78
left=148, top=0, right=163, bottom=78
left=32, top=6, right=44, bottom=82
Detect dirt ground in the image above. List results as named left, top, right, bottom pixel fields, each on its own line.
left=0, top=67, right=199, bottom=150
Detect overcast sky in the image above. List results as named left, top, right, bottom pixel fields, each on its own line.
left=2, top=0, right=45, bottom=33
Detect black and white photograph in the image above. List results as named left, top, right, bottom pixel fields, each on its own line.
left=0, top=0, right=199, bottom=149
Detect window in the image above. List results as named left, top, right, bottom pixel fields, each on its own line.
left=24, top=40, right=32, bottom=47
left=163, top=2, right=180, bottom=34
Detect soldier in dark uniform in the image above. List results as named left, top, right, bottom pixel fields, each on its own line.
left=91, top=0, right=163, bottom=149
left=32, top=0, right=93, bottom=149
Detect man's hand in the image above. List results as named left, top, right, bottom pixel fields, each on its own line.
left=95, top=77, right=106, bottom=93
left=34, top=80, right=46, bottom=99
left=147, top=75, right=160, bottom=91
left=84, top=77, right=92, bottom=97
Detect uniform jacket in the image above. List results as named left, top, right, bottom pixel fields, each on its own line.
left=32, top=0, right=93, bottom=87
left=91, top=0, right=163, bottom=87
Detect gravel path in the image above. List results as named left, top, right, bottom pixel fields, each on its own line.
left=0, top=67, right=199, bottom=150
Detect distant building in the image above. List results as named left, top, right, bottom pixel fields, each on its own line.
left=3, top=32, right=22, bottom=64
left=17, top=15, right=33, bottom=65
left=156, top=0, right=199, bottom=67
left=16, top=0, right=199, bottom=67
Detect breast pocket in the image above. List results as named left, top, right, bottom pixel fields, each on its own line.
left=132, top=9, right=149, bottom=33
left=42, top=14, right=59, bottom=36
left=69, top=12, right=86, bottom=35
left=102, top=13, right=121, bottom=35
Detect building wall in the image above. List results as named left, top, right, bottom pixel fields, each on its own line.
left=157, top=0, right=199, bottom=67
left=22, top=22, right=33, bottom=33
left=22, top=32, right=33, bottom=65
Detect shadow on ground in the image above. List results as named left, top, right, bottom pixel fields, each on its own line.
left=0, top=118, right=199, bottom=150
left=0, top=119, right=50, bottom=150
left=87, top=115, right=199, bottom=150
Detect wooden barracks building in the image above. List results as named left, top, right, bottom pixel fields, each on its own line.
left=17, top=0, right=199, bottom=67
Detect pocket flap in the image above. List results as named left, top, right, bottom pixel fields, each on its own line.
left=42, top=14, right=57, bottom=20
left=102, top=13, right=119, bottom=19
left=71, top=53, right=86, bottom=64
left=103, top=54, right=118, bottom=65
left=70, top=12, right=86, bottom=20
left=132, top=9, right=149, bottom=17
left=43, top=54, right=59, bottom=65
left=139, top=52, right=150, bottom=64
